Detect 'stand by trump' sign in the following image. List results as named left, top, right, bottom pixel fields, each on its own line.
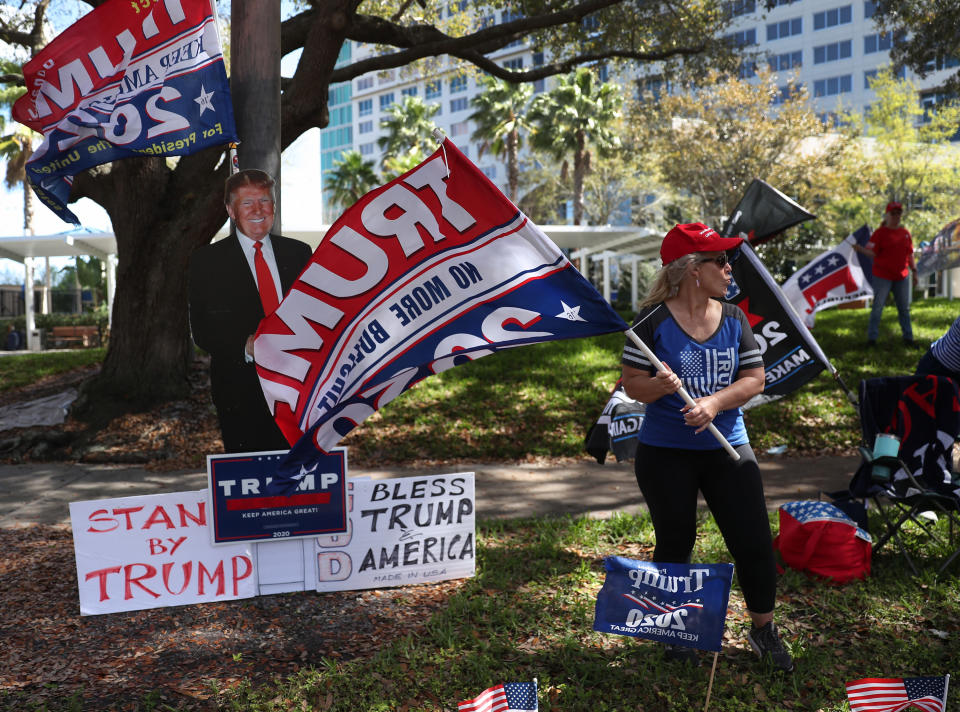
left=70, top=490, right=256, bottom=616
left=315, top=473, right=475, bottom=591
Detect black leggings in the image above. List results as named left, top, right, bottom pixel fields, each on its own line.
left=634, top=442, right=777, bottom=614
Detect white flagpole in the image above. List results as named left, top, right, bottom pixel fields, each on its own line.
left=624, top=328, right=740, bottom=461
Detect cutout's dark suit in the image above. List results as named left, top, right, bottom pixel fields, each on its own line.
left=189, top=233, right=312, bottom=453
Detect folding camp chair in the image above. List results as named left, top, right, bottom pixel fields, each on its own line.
left=845, top=375, right=960, bottom=575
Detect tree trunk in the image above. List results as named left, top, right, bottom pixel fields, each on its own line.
left=507, top=129, right=518, bottom=203
left=73, top=151, right=229, bottom=417
left=573, top=130, right=587, bottom=225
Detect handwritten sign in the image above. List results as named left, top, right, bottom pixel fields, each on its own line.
left=315, top=473, right=476, bottom=591
left=70, top=490, right=256, bottom=616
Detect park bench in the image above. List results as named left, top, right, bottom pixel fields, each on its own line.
left=49, top=325, right=101, bottom=348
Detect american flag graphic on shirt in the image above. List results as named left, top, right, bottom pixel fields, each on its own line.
left=679, top=346, right=737, bottom=398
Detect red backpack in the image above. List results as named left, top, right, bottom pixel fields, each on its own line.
left=773, top=501, right=872, bottom=584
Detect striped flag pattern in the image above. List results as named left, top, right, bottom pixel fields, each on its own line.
left=458, top=681, right=537, bottom=712
left=845, top=676, right=948, bottom=712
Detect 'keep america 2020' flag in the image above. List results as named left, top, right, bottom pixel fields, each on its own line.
left=594, top=557, right=734, bottom=652
left=13, top=0, right=237, bottom=224
left=255, top=138, right=629, bottom=493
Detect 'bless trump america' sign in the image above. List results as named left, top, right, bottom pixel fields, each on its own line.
left=593, top=557, right=734, bottom=652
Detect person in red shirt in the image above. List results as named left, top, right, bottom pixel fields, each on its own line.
left=853, top=201, right=918, bottom=347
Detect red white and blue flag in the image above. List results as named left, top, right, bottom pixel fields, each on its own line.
left=593, top=557, right=734, bottom=652
left=458, top=681, right=538, bottom=712
left=255, top=138, right=628, bottom=493
left=846, top=676, right=949, bottom=712
left=13, top=0, right=238, bottom=224
left=781, top=225, right=872, bottom=328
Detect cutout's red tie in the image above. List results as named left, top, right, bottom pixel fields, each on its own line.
left=253, top=241, right=279, bottom=315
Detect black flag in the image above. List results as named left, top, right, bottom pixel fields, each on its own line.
left=722, top=179, right=815, bottom=245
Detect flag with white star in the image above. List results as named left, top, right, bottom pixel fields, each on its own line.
left=13, top=0, right=238, bottom=224
left=593, top=557, right=734, bottom=652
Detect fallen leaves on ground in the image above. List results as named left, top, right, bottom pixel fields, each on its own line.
left=0, top=525, right=462, bottom=710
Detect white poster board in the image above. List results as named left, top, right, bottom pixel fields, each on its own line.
left=70, top=490, right=257, bottom=616
left=315, top=473, right=476, bottom=591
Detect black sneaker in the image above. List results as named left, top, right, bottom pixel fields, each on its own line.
left=663, top=643, right=699, bottom=666
left=747, top=622, right=794, bottom=672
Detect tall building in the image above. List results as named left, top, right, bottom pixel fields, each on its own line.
left=728, top=0, right=955, bottom=122
left=319, top=1, right=955, bottom=217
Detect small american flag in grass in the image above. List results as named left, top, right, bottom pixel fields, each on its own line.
left=458, top=681, right=537, bottom=712
left=845, top=675, right=948, bottom=712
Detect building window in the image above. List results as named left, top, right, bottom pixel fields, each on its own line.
left=767, top=17, right=802, bottom=41
left=864, top=1, right=877, bottom=19
left=534, top=79, right=545, bottom=93
left=769, top=50, right=802, bottom=72
left=768, top=0, right=798, bottom=6
left=358, top=99, right=373, bottom=117
left=358, top=120, right=373, bottom=134
left=402, top=86, right=418, bottom=97
left=726, top=0, right=756, bottom=17
left=360, top=142, right=375, bottom=156
left=503, top=57, right=524, bottom=70
left=379, top=92, right=395, bottom=110
left=356, top=76, right=374, bottom=92
left=501, top=9, right=523, bottom=22
left=772, top=83, right=803, bottom=105
left=482, top=165, right=497, bottom=179
left=450, top=120, right=470, bottom=137
left=738, top=61, right=757, bottom=79
left=378, top=69, right=395, bottom=84
left=426, top=80, right=442, bottom=100
left=864, top=32, right=894, bottom=54
left=814, top=5, right=852, bottom=30
left=814, top=75, right=853, bottom=97
left=864, top=69, right=878, bottom=89
left=450, top=74, right=468, bottom=93
left=450, top=97, right=469, bottom=112
left=814, top=40, right=852, bottom=64
left=726, top=28, right=757, bottom=48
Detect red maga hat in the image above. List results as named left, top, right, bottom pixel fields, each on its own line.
left=660, top=223, right=744, bottom=265
left=886, top=201, right=903, bottom=213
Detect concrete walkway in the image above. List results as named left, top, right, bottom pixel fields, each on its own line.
left=0, top=454, right=860, bottom=528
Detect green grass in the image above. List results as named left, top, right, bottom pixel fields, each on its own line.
left=2, top=300, right=957, bottom=458
left=211, top=511, right=959, bottom=712
left=3, top=301, right=959, bottom=711
left=0, top=348, right=105, bottom=393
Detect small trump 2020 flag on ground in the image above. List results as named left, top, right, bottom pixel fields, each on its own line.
left=458, top=681, right=537, bottom=712
left=845, top=675, right=949, bottom=712
left=593, top=557, right=734, bottom=652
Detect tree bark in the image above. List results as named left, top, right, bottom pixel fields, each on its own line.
left=73, top=150, right=229, bottom=416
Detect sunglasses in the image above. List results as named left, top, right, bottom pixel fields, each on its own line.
left=698, top=254, right=729, bottom=267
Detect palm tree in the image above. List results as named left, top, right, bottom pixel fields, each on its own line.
left=0, top=127, right=36, bottom=235
left=528, top=67, right=623, bottom=225
left=469, top=75, right=533, bottom=203
left=377, top=95, right=439, bottom=170
left=381, top=146, right=428, bottom=181
left=324, top=149, right=380, bottom=214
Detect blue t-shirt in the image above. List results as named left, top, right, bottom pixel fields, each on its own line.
left=621, top=302, right=763, bottom=450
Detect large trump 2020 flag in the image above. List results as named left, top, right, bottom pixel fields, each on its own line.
left=256, top=138, right=629, bottom=492
left=13, top=0, right=237, bottom=224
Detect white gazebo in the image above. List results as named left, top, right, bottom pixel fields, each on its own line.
left=0, top=227, right=117, bottom=351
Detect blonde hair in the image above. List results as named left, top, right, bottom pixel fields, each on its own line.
left=639, top=254, right=699, bottom=308
left=224, top=169, right=276, bottom=206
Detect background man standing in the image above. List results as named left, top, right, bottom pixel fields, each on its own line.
left=189, top=169, right=312, bottom=453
